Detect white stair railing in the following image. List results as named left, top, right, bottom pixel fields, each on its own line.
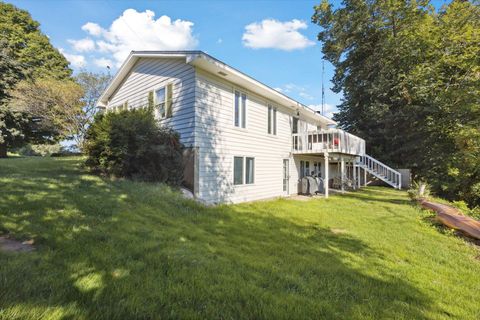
left=358, top=154, right=402, bottom=189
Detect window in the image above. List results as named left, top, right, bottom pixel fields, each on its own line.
left=234, top=156, right=255, bottom=185
left=292, top=117, right=299, bottom=134
left=154, top=84, right=173, bottom=119
left=305, top=161, right=310, bottom=176
left=300, top=160, right=305, bottom=178
left=234, top=157, right=244, bottom=185
left=245, top=157, right=254, bottom=184
left=234, top=90, right=246, bottom=128
left=268, top=105, right=277, bottom=135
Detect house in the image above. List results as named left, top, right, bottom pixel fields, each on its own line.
left=97, top=51, right=401, bottom=204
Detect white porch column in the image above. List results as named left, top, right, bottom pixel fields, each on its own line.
left=357, top=165, right=361, bottom=189
left=364, top=167, right=367, bottom=187
left=324, top=153, right=329, bottom=198
left=340, top=156, right=345, bottom=193
left=353, top=160, right=357, bottom=190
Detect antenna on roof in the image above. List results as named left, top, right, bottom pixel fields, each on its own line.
left=321, top=59, right=325, bottom=116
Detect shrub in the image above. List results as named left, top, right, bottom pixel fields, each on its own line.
left=16, top=143, right=62, bottom=157
left=407, top=180, right=431, bottom=200
left=84, top=108, right=184, bottom=185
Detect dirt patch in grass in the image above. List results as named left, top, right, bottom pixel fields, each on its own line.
left=0, top=236, right=35, bottom=253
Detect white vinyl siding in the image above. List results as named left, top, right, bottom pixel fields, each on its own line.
left=195, top=69, right=324, bottom=204
left=107, top=57, right=195, bottom=146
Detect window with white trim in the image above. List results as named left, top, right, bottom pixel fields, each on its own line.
left=233, top=156, right=255, bottom=185
left=268, top=105, right=277, bottom=135
left=234, top=156, right=244, bottom=185
left=155, top=83, right=173, bottom=119
left=245, top=157, right=254, bottom=184
left=234, top=90, right=246, bottom=128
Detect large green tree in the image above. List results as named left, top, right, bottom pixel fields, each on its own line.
left=0, top=1, right=73, bottom=157
left=313, top=0, right=480, bottom=207
left=74, top=71, right=112, bottom=151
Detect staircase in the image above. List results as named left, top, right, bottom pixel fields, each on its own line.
left=358, top=154, right=402, bottom=189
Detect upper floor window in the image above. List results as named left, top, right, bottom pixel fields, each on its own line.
left=155, top=83, right=173, bottom=119
left=268, top=105, right=277, bottom=135
left=292, top=117, right=299, bottom=134
left=234, top=90, right=246, bottom=128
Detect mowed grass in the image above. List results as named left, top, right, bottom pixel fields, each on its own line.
left=0, top=157, right=479, bottom=319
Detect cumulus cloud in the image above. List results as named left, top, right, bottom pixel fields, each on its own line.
left=82, top=22, right=103, bottom=36
left=308, top=103, right=338, bottom=119
left=93, top=57, right=114, bottom=69
left=242, top=19, right=315, bottom=51
left=59, top=49, right=86, bottom=68
left=72, top=9, right=198, bottom=67
left=68, top=38, right=95, bottom=52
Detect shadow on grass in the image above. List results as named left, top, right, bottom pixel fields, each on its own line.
left=0, top=158, right=436, bottom=319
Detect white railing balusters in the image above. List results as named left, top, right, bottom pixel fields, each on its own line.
left=358, top=154, right=402, bottom=189
left=292, top=128, right=366, bottom=156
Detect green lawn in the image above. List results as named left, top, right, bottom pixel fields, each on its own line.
left=0, top=157, right=479, bottom=319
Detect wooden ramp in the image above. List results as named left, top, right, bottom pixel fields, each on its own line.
left=420, top=200, right=480, bottom=240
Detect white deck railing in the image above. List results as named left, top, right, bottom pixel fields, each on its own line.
left=358, top=155, right=402, bottom=189
left=292, top=129, right=366, bottom=156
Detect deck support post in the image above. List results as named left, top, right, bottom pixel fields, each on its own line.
left=353, top=160, right=357, bottom=190
left=357, top=164, right=361, bottom=189
left=324, top=153, right=329, bottom=198
left=364, top=167, right=367, bottom=187
left=340, top=156, right=345, bottom=193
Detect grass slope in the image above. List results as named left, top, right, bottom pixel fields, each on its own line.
left=0, top=157, right=479, bottom=319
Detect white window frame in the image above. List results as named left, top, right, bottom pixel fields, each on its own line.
left=233, top=156, right=255, bottom=186
left=233, top=89, right=247, bottom=128
left=154, top=83, right=173, bottom=119
left=267, top=104, right=277, bottom=135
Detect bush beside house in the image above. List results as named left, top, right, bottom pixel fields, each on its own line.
left=84, top=108, right=184, bottom=186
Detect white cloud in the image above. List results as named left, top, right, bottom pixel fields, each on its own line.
left=82, top=22, right=103, bottom=37
left=74, top=9, right=198, bottom=67
left=68, top=38, right=95, bottom=52
left=276, top=83, right=313, bottom=100
left=242, top=19, right=315, bottom=51
left=308, top=103, right=338, bottom=119
left=59, top=49, right=86, bottom=68
left=93, top=57, right=114, bottom=68
left=299, top=91, right=314, bottom=100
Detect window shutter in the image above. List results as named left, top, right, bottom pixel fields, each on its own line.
left=166, top=83, right=173, bottom=118
left=148, top=91, right=154, bottom=109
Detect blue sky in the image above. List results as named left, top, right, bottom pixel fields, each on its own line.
left=8, top=0, right=450, bottom=117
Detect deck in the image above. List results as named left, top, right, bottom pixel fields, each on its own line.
left=292, top=128, right=365, bottom=156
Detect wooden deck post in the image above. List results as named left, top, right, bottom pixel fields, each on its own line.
left=324, top=153, right=329, bottom=198
left=340, top=156, right=345, bottom=193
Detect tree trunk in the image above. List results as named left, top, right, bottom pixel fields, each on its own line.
left=0, top=143, right=7, bottom=158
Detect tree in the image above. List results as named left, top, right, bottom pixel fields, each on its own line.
left=9, top=78, right=84, bottom=144
left=0, top=2, right=73, bottom=157
left=312, top=0, right=480, bottom=207
left=74, top=71, right=112, bottom=151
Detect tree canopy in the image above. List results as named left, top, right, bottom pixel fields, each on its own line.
left=0, top=2, right=75, bottom=157
left=313, top=0, right=480, bottom=207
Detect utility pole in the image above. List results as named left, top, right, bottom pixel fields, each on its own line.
left=321, top=59, right=325, bottom=116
